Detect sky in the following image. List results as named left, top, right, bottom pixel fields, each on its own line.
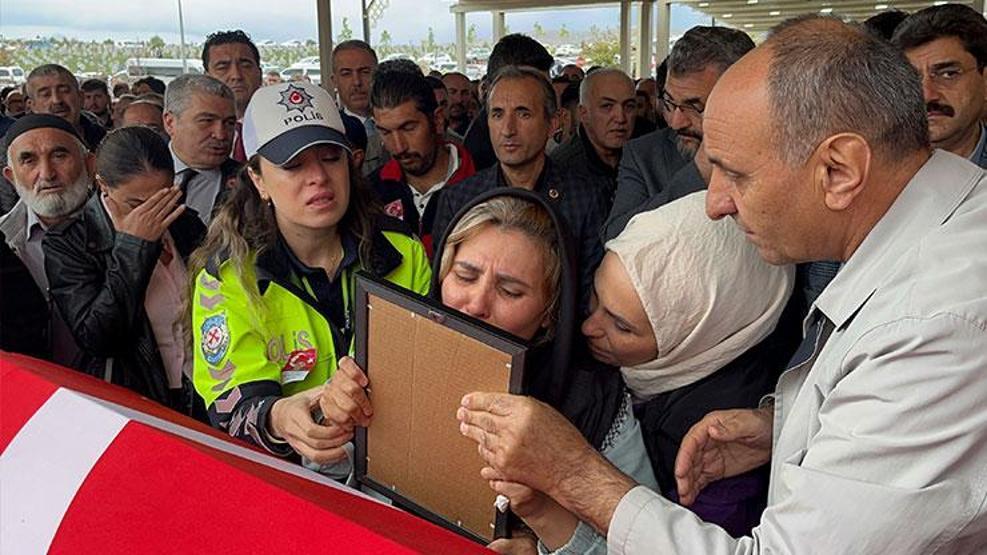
left=0, top=0, right=709, bottom=45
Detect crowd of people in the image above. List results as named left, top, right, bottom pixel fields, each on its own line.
left=1, top=4, right=986, bottom=552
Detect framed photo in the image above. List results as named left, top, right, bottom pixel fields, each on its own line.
left=352, top=273, right=527, bottom=544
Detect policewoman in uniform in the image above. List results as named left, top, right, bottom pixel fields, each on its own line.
left=190, top=81, right=431, bottom=465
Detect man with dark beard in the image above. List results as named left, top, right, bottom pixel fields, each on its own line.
left=0, top=115, right=93, bottom=364
left=369, top=70, right=475, bottom=257
left=893, top=4, right=987, bottom=168
left=603, top=26, right=754, bottom=240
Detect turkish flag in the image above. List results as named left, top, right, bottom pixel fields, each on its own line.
left=1, top=353, right=491, bottom=554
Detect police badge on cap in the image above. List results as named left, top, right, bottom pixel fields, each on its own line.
left=242, top=81, right=351, bottom=166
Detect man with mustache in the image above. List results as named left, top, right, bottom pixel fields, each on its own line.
left=434, top=66, right=608, bottom=310
left=893, top=4, right=987, bottom=168
left=442, top=71, right=472, bottom=140
left=1, top=115, right=92, bottom=364
left=603, top=26, right=754, bottom=241
left=25, top=64, right=106, bottom=151
left=163, top=74, right=240, bottom=226
left=203, top=30, right=263, bottom=163
left=551, top=68, right=636, bottom=209
left=369, top=70, right=476, bottom=257
left=331, top=40, right=388, bottom=176
left=81, top=78, right=113, bottom=129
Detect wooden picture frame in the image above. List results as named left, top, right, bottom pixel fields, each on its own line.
left=352, top=273, right=527, bottom=544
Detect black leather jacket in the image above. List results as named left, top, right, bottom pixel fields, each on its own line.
left=43, top=194, right=205, bottom=409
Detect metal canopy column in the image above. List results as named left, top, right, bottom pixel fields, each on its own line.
left=655, top=0, right=671, bottom=65
left=316, top=0, right=334, bottom=92
left=638, top=0, right=654, bottom=79
left=619, top=0, right=632, bottom=73
left=493, top=11, right=507, bottom=41
left=456, top=12, right=468, bottom=71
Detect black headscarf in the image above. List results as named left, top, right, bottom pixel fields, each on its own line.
left=430, top=187, right=624, bottom=450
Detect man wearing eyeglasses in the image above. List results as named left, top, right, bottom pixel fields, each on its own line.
left=603, top=26, right=755, bottom=240
left=893, top=4, right=987, bottom=169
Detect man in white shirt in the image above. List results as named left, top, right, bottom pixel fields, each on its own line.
left=332, top=40, right=388, bottom=176
left=456, top=16, right=987, bottom=554
left=163, top=74, right=240, bottom=225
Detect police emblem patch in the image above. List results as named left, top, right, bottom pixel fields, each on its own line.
left=201, top=314, right=231, bottom=366
left=278, top=84, right=315, bottom=114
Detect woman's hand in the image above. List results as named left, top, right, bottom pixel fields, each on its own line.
left=270, top=386, right=352, bottom=464
left=320, top=356, right=373, bottom=428
left=105, top=186, right=184, bottom=242
left=487, top=535, right=538, bottom=555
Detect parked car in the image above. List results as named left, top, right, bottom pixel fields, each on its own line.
left=280, top=63, right=321, bottom=85
left=0, top=66, right=26, bottom=86
left=467, top=47, right=492, bottom=63
left=555, top=44, right=582, bottom=57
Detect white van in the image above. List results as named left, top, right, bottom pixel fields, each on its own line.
left=280, top=63, right=321, bottom=85
left=125, top=58, right=204, bottom=84
left=0, top=66, right=26, bottom=86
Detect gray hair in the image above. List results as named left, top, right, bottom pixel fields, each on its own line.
left=766, top=15, right=929, bottom=165
left=668, top=26, right=755, bottom=77
left=25, top=64, right=78, bottom=98
left=164, top=74, right=234, bottom=117
left=579, top=68, right=633, bottom=105
left=487, top=66, right=558, bottom=120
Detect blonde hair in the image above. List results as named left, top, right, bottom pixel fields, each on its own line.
left=438, top=196, right=562, bottom=335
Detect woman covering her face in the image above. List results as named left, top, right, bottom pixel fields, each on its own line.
left=44, top=126, right=206, bottom=413
left=189, top=82, right=432, bottom=468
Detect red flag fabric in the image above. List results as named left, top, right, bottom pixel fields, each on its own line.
left=0, top=352, right=491, bottom=554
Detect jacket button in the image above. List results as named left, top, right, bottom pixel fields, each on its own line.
left=548, top=188, right=560, bottom=200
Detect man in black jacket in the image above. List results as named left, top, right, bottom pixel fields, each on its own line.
left=603, top=26, right=754, bottom=241
left=464, top=34, right=555, bottom=171
left=551, top=68, right=636, bottom=211
left=434, top=67, right=607, bottom=311
left=0, top=115, right=93, bottom=364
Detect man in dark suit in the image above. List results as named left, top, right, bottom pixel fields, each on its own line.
left=163, top=74, right=241, bottom=225
left=603, top=26, right=755, bottom=241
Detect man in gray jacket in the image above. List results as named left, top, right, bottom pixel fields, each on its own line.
left=603, top=26, right=753, bottom=241
left=458, top=16, right=987, bottom=553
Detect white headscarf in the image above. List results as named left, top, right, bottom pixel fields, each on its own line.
left=605, top=192, right=794, bottom=399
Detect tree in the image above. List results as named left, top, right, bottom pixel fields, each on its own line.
left=582, top=39, right=619, bottom=67
left=467, top=24, right=478, bottom=46
left=424, top=27, right=436, bottom=53
left=338, top=17, right=354, bottom=42
left=148, top=35, right=165, bottom=57
left=533, top=23, right=544, bottom=38
left=559, top=24, right=570, bottom=41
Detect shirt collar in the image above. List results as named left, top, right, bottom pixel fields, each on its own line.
left=969, top=123, right=986, bottom=165
left=496, top=156, right=554, bottom=191
left=170, top=143, right=220, bottom=176
left=277, top=231, right=359, bottom=283
left=814, top=150, right=982, bottom=330
left=578, top=125, right=618, bottom=178
left=343, top=107, right=369, bottom=124
left=25, top=207, right=47, bottom=241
